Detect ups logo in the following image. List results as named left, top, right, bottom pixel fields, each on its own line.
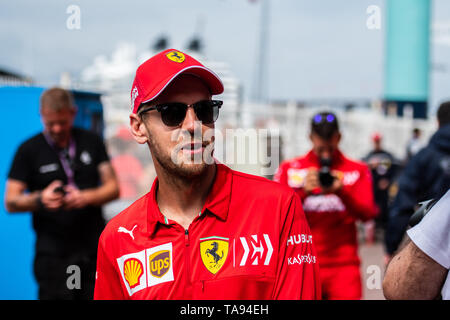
left=149, top=250, right=170, bottom=278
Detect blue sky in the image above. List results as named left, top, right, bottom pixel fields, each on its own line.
left=1, top=0, right=449, bottom=112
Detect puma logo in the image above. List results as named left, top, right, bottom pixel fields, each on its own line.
left=118, top=225, right=138, bottom=240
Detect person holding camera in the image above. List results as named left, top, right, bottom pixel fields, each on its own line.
left=4, top=87, right=119, bottom=299
left=274, top=111, right=378, bottom=299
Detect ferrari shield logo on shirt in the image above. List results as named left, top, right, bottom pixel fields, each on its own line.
left=117, top=242, right=174, bottom=296
left=200, top=236, right=229, bottom=274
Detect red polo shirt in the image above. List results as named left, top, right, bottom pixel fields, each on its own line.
left=94, top=163, right=321, bottom=300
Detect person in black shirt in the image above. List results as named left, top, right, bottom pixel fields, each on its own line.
left=363, top=132, right=400, bottom=238
left=4, top=87, right=119, bottom=300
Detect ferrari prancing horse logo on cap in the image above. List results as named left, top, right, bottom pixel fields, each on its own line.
left=166, top=50, right=185, bottom=63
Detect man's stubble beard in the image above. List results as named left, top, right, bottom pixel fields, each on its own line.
left=147, top=130, right=215, bottom=180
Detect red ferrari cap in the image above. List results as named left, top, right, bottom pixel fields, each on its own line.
left=130, top=49, right=224, bottom=114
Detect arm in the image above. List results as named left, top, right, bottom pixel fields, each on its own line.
left=5, top=142, right=66, bottom=213
left=5, top=179, right=41, bottom=212
left=272, top=193, right=322, bottom=300
left=383, top=238, right=448, bottom=300
left=5, top=179, right=65, bottom=213
left=64, top=161, right=120, bottom=209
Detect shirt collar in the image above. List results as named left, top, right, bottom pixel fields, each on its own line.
left=146, top=163, right=232, bottom=236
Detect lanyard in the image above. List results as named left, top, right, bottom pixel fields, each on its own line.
left=43, top=132, right=77, bottom=187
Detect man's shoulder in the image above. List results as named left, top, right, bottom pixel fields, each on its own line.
left=15, top=132, right=45, bottom=153
left=339, top=153, right=370, bottom=171
left=73, top=127, right=103, bottom=142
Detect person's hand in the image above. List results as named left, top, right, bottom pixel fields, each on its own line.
left=63, top=185, right=89, bottom=209
left=378, top=178, right=389, bottom=190
left=40, top=180, right=65, bottom=211
left=321, top=171, right=343, bottom=194
left=304, top=168, right=320, bottom=195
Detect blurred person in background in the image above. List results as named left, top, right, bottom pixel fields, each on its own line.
left=4, top=87, right=119, bottom=300
left=384, top=101, right=450, bottom=264
left=363, top=132, right=400, bottom=243
left=274, top=111, right=378, bottom=300
left=405, top=128, right=423, bottom=163
left=383, top=189, right=450, bottom=300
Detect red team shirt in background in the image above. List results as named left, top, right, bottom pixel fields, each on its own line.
left=274, top=150, right=378, bottom=299
left=94, top=164, right=321, bottom=300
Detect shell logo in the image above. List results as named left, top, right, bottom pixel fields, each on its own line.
left=123, top=258, right=144, bottom=289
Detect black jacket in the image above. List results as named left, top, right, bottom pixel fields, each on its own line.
left=385, top=124, right=450, bottom=255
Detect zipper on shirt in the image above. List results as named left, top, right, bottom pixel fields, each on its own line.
left=184, top=229, right=191, bottom=287
left=185, top=229, right=190, bottom=246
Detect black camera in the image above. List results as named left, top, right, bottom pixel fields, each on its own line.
left=319, top=158, right=335, bottom=188
left=53, top=186, right=67, bottom=195
left=409, top=198, right=436, bottom=227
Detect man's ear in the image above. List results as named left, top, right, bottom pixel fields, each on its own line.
left=129, top=113, right=149, bottom=144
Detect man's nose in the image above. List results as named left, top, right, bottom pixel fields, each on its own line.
left=51, top=124, right=62, bottom=134
left=181, top=107, right=201, bottom=133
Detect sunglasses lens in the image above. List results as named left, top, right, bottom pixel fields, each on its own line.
left=313, top=114, right=322, bottom=123
left=156, top=100, right=222, bottom=126
left=159, top=103, right=188, bottom=127
left=326, top=114, right=335, bottom=122
left=194, top=100, right=221, bottom=124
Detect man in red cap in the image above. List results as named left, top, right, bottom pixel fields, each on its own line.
left=94, top=49, right=321, bottom=300
left=274, top=112, right=377, bottom=300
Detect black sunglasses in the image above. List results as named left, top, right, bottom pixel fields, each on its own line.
left=138, top=100, right=223, bottom=127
